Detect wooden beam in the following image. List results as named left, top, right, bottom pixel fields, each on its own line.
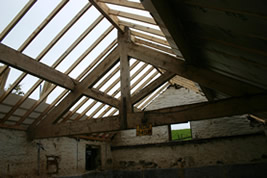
left=118, top=27, right=132, bottom=129
left=127, top=42, right=264, bottom=96
left=83, top=88, right=120, bottom=108
left=90, top=0, right=124, bottom=33
left=32, top=47, right=119, bottom=128
left=128, top=92, right=267, bottom=128
left=32, top=91, right=267, bottom=138
left=132, top=71, right=175, bottom=104
left=131, top=30, right=169, bottom=46
left=30, top=116, right=120, bottom=139
left=0, top=67, right=10, bottom=90
left=98, top=0, right=145, bottom=10
left=0, top=44, right=76, bottom=90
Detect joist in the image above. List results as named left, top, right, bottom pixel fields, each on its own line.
left=132, top=71, right=176, bottom=104
left=98, top=0, right=145, bottom=10
left=127, top=42, right=264, bottom=96
left=83, top=88, right=120, bottom=108
left=30, top=116, right=120, bottom=139
left=90, top=0, right=124, bottom=33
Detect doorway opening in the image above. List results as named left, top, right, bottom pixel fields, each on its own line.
left=85, top=145, right=101, bottom=171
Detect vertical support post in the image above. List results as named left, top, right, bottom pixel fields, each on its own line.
left=118, top=27, right=132, bottom=129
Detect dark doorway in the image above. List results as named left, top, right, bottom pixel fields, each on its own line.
left=85, top=145, right=101, bottom=170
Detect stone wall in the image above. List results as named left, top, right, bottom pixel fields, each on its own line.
left=191, top=115, right=265, bottom=139
left=111, top=133, right=267, bottom=170
left=0, top=128, right=112, bottom=177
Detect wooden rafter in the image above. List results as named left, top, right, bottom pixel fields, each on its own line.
left=128, top=42, right=264, bottom=96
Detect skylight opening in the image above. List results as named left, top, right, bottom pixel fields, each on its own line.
left=107, top=82, right=121, bottom=96
left=78, top=42, right=118, bottom=82
left=2, top=0, right=62, bottom=50
left=130, top=65, right=151, bottom=86
left=135, top=36, right=171, bottom=49
left=69, top=27, right=117, bottom=79
left=99, top=69, right=120, bottom=93
left=0, top=0, right=28, bottom=33
left=39, top=6, right=101, bottom=67
left=93, top=105, right=110, bottom=118
left=46, top=86, right=65, bottom=105
left=69, top=96, right=87, bottom=112
left=85, top=102, right=102, bottom=117
left=22, top=0, right=88, bottom=59
left=55, top=19, right=110, bottom=73
left=131, top=69, right=160, bottom=95
left=118, top=17, right=160, bottom=31
left=74, top=98, right=93, bottom=114
left=93, top=62, right=120, bottom=89
left=4, top=67, right=23, bottom=90
left=106, top=4, right=150, bottom=17
left=129, top=60, right=145, bottom=77
left=131, top=29, right=167, bottom=41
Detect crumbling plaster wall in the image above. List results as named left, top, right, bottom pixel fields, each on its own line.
left=0, top=128, right=112, bottom=177
left=112, top=133, right=267, bottom=170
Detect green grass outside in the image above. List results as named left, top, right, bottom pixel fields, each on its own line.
left=171, top=129, right=192, bottom=141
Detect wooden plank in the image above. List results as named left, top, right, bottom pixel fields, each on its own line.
left=127, top=42, right=264, bottom=96
left=0, top=44, right=76, bottom=90
left=0, top=0, right=37, bottom=41
left=132, top=71, right=175, bottom=104
left=90, top=0, right=124, bottom=33
left=83, top=88, right=120, bottom=108
left=119, top=20, right=164, bottom=37
left=118, top=27, right=132, bottom=129
left=30, top=116, right=120, bottom=139
left=109, top=9, right=156, bottom=25
left=32, top=47, right=119, bottom=128
left=98, top=0, right=145, bottom=10
left=128, top=92, right=267, bottom=128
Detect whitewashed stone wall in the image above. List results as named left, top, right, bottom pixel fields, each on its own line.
left=0, top=128, right=112, bottom=177
left=191, top=115, right=265, bottom=139
left=112, top=134, right=267, bottom=170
